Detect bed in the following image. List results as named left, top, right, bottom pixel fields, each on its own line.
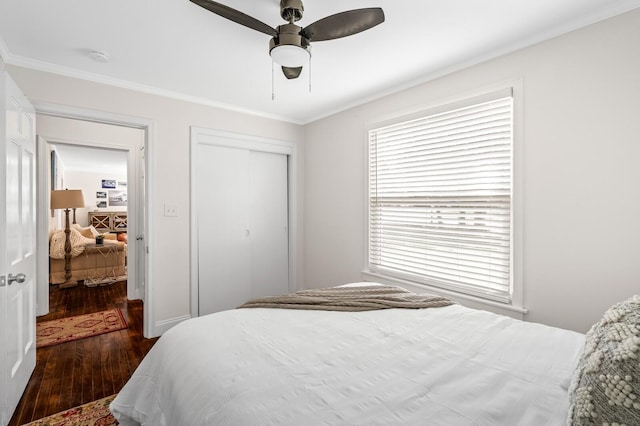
left=110, top=284, right=640, bottom=425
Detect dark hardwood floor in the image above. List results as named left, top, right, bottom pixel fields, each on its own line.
left=9, top=281, right=158, bottom=425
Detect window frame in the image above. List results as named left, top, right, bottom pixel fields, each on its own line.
left=363, top=83, right=524, bottom=312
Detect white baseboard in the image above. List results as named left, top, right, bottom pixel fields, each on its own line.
left=152, top=314, right=191, bottom=336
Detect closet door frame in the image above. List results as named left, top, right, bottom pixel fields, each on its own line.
left=189, top=127, right=298, bottom=318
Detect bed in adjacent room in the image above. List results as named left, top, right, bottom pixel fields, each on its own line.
left=110, top=284, right=639, bottom=425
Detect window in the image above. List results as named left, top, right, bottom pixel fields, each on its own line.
left=368, top=91, right=514, bottom=303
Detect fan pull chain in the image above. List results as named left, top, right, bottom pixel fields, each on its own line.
left=308, top=56, right=312, bottom=93
left=271, top=61, right=275, bottom=101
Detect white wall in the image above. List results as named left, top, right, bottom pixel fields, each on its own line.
left=7, top=9, right=639, bottom=335
left=304, top=9, right=640, bottom=333
left=7, top=66, right=305, bottom=336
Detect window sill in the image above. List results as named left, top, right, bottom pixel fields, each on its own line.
left=361, top=270, right=528, bottom=319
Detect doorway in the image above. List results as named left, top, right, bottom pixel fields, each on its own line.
left=48, top=142, right=129, bottom=287
left=34, top=103, right=154, bottom=338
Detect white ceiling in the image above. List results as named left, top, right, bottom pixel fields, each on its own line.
left=53, top=143, right=127, bottom=176
left=1, top=0, right=639, bottom=124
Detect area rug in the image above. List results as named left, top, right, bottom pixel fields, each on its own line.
left=37, top=309, right=127, bottom=348
left=23, top=394, right=118, bottom=426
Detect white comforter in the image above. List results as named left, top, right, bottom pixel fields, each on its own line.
left=111, top=302, right=584, bottom=425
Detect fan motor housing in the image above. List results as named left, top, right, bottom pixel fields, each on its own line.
left=280, top=0, right=304, bottom=22
left=270, top=23, right=310, bottom=52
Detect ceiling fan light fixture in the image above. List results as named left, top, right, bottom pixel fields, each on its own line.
left=270, top=44, right=310, bottom=68
left=190, top=0, right=385, bottom=80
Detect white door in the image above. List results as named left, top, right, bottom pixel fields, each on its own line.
left=0, top=72, right=37, bottom=425
left=196, top=145, right=289, bottom=315
left=197, top=145, right=251, bottom=314
left=248, top=151, right=288, bottom=299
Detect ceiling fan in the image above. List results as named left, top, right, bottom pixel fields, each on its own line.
left=189, top=0, right=385, bottom=80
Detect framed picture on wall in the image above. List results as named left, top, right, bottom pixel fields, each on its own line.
left=96, top=191, right=107, bottom=199
left=51, top=151, right=56, bottom=217
left=102, top=179, right=116, bottom=189
left=51, top=151, right=56, bottom=191
left=50, top=150, right=64, bottom=218
left=96, top=200, right=107, bottom=208
left=108, top=190, right=127, bottom=207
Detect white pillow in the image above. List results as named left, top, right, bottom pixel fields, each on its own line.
left=70, top=223, right=100, bottom=237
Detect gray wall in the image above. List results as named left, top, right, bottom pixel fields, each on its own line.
left=303, top=9, right=640, bottom=333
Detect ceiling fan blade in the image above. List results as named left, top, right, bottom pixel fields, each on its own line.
left=301, top=8, right=384, bottom=42
left=282, top=66, right=303, bottom=79
left=189, top=0, right=277, bottom=37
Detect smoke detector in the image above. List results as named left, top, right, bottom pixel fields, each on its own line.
left=88, top=49, right=110, bottom=63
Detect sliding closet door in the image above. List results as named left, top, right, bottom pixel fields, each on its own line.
left=197, top=145, right=251, bottom=315
left=249, top=151, right=288, bottom=298
left=196, top=144, right=289, bottom=316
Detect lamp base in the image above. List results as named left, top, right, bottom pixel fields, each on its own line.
left=59, top=280, right=79, bottom=289
left=60, top=208, right=76, bottom=289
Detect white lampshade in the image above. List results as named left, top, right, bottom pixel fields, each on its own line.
left=270, top=45, right=310, bottom=68
left=51, top=189, right=85, bottom=209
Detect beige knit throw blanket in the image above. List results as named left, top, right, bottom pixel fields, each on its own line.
left=49, top=229, right=97, bottom=259
left=237, top=285, right=456, bottom=312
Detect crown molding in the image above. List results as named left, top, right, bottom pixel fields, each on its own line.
left=1, top=2, right=638, bottom=125
left=302, top=2, right=640, bottom=124
left=4, top=51, right=304, bottom=125
left=0, top=34, right=10, bottom=64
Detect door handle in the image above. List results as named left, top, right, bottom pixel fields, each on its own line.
left=8, top=273, right=26, bottom=285
left=0, top=273, right=26, bottom=287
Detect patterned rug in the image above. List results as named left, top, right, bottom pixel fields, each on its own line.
left=23, top=395, right=118, bottom=426
left=36, top=309, right=127, bottom=348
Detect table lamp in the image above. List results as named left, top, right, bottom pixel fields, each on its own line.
left=50, top=189, right=85, bottom=285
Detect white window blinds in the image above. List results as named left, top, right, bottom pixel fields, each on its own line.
left=368, top=94, right=513, bottom=302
